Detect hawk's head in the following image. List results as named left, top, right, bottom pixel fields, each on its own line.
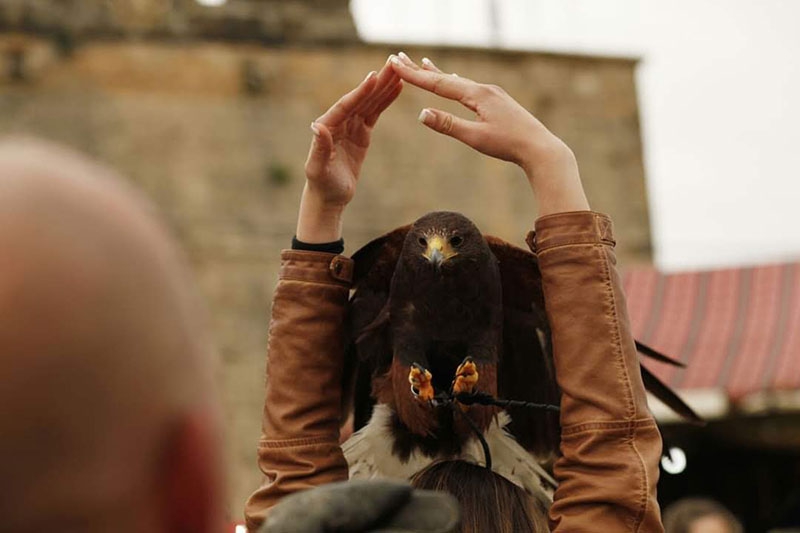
left=404, top=211, right=489, bottom=272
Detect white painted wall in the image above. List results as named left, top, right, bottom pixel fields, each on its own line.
left=351, top=0, right=800, bottom=271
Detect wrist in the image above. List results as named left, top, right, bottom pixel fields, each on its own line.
left=520, top=141, right=590, bottom=216
left=518, top=136, right=574, bottom=180
left=296, top=184, right=346, bottom=243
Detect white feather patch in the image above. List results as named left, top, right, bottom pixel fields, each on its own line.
left=342, top=404, right=556, bottom=506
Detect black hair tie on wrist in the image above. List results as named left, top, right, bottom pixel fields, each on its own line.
left=291, top=236, right=345, bottom=255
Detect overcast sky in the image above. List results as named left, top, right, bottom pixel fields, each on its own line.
left=350, top=0, right=800, bottom=271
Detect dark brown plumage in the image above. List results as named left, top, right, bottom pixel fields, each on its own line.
left=344, top=211, right=701, bottom=464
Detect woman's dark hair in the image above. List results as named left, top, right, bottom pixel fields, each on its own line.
left=410, top=460, right=548, bottom=533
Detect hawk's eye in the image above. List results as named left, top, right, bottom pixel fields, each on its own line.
left=418, top=237, right=427, bottom=247
left=450, top=236, right=463, bottom=247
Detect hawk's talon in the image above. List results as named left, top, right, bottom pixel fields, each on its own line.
left=452, top=357, right=479, bottom=395
left=408, top=364, right=435, bottom=402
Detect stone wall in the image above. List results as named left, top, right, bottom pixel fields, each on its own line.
left=0, top=0, right=357, bottom=43
left=0, top=35, right=651, bottom=519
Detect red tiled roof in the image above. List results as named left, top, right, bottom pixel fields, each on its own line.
left=623, top=262, right=800, bottom=399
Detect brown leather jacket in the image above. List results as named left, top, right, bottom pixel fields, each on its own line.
left=244, top=211, right=664, bottom=532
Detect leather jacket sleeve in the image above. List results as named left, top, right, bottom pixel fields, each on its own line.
left=243, top=250, right=354, bottom=532
left=528, top=211, right=664, bottom=532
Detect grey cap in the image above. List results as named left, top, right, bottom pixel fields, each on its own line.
left=261, top=480, right=459, bottom=533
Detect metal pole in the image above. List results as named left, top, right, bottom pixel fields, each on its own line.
left=488, top=0, right=500, bottom=47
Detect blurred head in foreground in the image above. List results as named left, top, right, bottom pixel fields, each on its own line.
left=663, top=497, right=744, bottom=533
left=0, top=139, right=223, bottom=532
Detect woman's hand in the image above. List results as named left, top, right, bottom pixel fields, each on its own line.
left=389, top=53, right=589, bottom=216
left=297, top=62, right=403, bottom=243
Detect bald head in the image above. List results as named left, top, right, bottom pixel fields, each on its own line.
left=0, top=139, right=222, bottom=532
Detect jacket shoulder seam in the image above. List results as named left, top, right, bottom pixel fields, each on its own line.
left=278, top=275, right=351, bottom=288
left=560, top=417, right=657, bottom=436
left=630, top=429, right=651, bottom=531
left=536, top=239, right=615, bottom=254
left=258, top=435, right=339, bottom=449
left=599, top=243, right=636, bottom=419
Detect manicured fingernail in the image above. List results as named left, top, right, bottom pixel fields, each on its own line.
left=452, top=72, right=459, bottom=77
left=364, top=70, right=376, bottom=82
left=422, top=57, right=434, bottom=68
left=398, top=51, right=411, bottom=62
left=310, top=122, right=320, bottom=136
left=418, top=108, right=434, bottom=124
left=389, top=55, right=402, bottom=66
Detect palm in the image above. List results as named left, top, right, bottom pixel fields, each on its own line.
left=305, top=66, right=402, bottom=207
left=319, top=121, right=370, bottom=204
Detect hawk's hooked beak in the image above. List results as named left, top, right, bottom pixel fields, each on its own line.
left=423, top=236, right=455, bottom=269
left=428, top=247, right=444, bottom=268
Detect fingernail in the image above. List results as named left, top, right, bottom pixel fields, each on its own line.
left=310, top=122, right=320, bottom=136
left=398, top=51, right=411, bottom=63
left=418, top=109, right=434, bottom=125
left=422, top=57, right=434, bottom=68
left=389, top=55, right=402, bottom=66
left=452, top=72, right=459, bottom=78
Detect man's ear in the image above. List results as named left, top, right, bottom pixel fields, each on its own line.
left=159, top=411, right=224, bottom=533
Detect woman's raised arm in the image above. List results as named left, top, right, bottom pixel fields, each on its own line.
left=244, top=60, right=402, bottom=531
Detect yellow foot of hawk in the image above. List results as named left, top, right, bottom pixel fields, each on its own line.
left=452, top=357, right=479, bottom=395
left=408, top=363, right=435, bottom=402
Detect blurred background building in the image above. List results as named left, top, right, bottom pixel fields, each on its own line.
left=1, top=0, right=797, bottom=531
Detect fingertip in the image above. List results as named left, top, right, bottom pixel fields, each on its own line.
left=417, top=108, right=435, bottom=126
left=311, top=120, right=328, bottom=135
left=358, top=71, right=377, bottom=92
left=415, top=108, right=467, bottom=139
left=398, top=51, right=418, bottom=68
left=421, top=57, right=439, bottom=72
left=310, top=121, right=333, bottom=148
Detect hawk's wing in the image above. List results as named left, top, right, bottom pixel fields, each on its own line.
left=485, top=236, right=561, bottom=457
left=343, top=225, right=411, bottom=431
left=486, top=236, right=704, bottom=454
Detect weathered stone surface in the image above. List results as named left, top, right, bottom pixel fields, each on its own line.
left=0, top=37, right=651, bottom=515
left=0, top=0, right=358, bottom=43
